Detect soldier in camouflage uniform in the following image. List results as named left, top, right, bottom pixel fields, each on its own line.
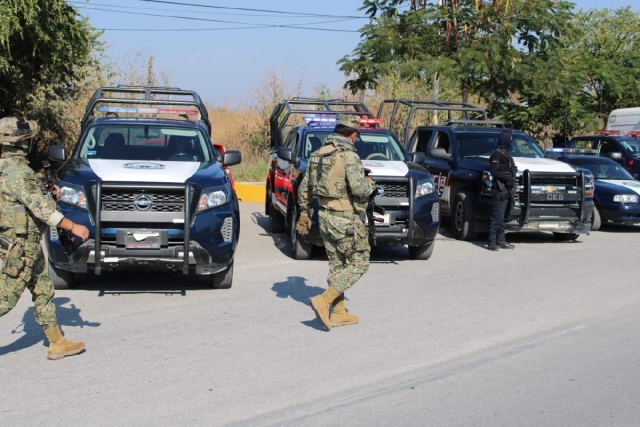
left=297, top=114, right=375, bottom=331
left=0, top=116, right=89, bottom=360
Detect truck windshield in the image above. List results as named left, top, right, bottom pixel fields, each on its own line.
left=303, top=131, right=407, bottom=161
left=77, top=124, right=212, bottom=162
left=572, top=161, right=634, bottom=180
left=457, top=132, right=545, bottom=159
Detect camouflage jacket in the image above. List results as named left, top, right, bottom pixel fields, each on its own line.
left=0, top=152, right=63, bottom=237
left=299, top=134, right=375, bottom=213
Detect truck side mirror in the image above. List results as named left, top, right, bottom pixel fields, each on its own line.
left=222, top=150, right=242, bottom=167
left=48, top=145, right=66, bottom=162
left=429, top=147, right=452, bottom=162
left=277, top=147, right=293, bottom=162
left=411, top=152, right=425, bottom=164
left=608, top=152, right=623, bottom=162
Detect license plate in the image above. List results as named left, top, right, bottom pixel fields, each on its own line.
left=125, top=231, right=161, bottom=249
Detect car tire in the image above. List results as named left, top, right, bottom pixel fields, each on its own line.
left=289, top=204, right=312, bottom=260
left=265, top=186, right=271, bottom=215
left=451, top=191, right=477, bottom=241
left=210, top=262, right=233, bottom=289
left=48, top=261, right=76, bottom=290
left=268, top=190, right=285, bottom=233
left=591, top=206, right=602, bottom=231
left=553, top=232, right=579, bottom=241
left=408, top=240, right=435, bottom=260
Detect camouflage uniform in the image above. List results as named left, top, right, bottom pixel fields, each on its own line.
left=0, top=119, right=63, bottom=332
left=298, top=122, right=375, bottom=293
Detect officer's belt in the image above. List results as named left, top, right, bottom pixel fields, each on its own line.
left=318, top=207, right=355, bottom=218
left=0, top=234, right=40, bottom=249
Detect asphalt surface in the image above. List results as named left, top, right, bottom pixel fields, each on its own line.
left=1, top=202, right=639, bottom=426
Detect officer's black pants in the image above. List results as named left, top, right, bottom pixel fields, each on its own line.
left=489, top=192, right=510, bottom=244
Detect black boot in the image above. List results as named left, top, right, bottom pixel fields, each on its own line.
left=487, top=242, right=499, bottom=251
left=498, top=241, right=515, bottom=249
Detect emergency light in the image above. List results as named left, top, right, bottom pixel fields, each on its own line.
left=597, top=129, right=621, bottom=135
left=302, top=116, right=384, bottom=127
left=96, top=106, right=199, bottom=115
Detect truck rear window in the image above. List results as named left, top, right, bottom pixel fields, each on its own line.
left=77, top=124, right=212, bottom=162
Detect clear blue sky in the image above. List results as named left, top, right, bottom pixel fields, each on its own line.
left=76, top=0, right=638, bottom=107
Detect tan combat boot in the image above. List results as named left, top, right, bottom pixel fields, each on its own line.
left=330, top=295, right=359, bottom=327
left=309, top=286, right=340, bottom=331
left=44, top=326, right=85, bottom=360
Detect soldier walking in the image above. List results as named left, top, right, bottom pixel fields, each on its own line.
left=296, top=114, right=375, bottom=330
left=0, top=117, right=90, bottom=360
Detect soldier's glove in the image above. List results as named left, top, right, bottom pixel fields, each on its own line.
left=296, top=211, right=312, bottom=235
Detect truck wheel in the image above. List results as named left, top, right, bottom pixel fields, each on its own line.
left=553, top=232, right=579, bottom=241
left=48, top=262, right=76, bottom=290
left=265, top=186, right=271, bottom=215
left=451, top=191, right=478, bottom=241
left=591, top=206, right=602, bottom=231
left=408, top=240, right=435, bottom=260
left=289, top=204, right=312, bottom=260
left=210, top=262, right=233, bottom=289
left=269, top=191, right=285, bottom=233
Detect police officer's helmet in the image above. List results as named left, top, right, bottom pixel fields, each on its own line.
left=0, top=116, right=39, bottom=149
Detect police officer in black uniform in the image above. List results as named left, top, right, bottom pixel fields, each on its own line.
left=488, top=130, right=517, bottom=251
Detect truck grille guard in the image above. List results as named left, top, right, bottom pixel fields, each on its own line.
left=92, top=181, right=195, bottom=275
left=518, top=169, right=586, bottom=226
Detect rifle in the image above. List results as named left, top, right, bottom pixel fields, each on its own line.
left=42, top=161, right=76, bottom=256
left=363, top=168, right=385, bottom=247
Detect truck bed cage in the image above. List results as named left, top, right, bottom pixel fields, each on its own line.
left=82, top=86, right=211, bottom=134
left=377, top=99, right=490, bottom=142
left=270, top=97, right=374, bottom=149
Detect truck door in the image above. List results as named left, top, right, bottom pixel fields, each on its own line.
left=422, top=130, right=454, bottom=214
left=274, top=131, right=298, bottom=210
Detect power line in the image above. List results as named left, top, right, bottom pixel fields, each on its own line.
left=98, top=26, right=359, bottom=33
left=76, top=5, right=360, bottom=32
left=68, top=1, right=362, bottom=19
left=137, top=0, right=365, bottom=19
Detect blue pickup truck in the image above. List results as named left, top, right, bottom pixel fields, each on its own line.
left=45, top=86, right=242, bottom=289
left=265, top=98, right=441, bottom=260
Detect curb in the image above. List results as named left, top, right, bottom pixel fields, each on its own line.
left=235, top=182, right=266, bottom=203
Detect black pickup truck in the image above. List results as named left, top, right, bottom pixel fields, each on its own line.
left=265, top=98, right=441, bottom=260
left=378, top=99, right=594, bottom=241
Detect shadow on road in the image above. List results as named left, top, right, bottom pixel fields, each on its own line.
left=272, top=276, right=329, bottom=332
left=73, top=271, right=214, bottom=295
left=0, top=297, right=101, bottom=356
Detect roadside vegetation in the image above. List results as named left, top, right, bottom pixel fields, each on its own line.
left=1, top=1, right=639, bottom=181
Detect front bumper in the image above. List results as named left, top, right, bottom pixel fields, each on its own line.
left=46, top=181, right=239, bottom=275
left=599, top=202, right=640, bottom=223
left=300, top=177, right=441, bottom=246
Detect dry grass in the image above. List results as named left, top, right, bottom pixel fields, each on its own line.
left=208, top=107, right=270, bottom=182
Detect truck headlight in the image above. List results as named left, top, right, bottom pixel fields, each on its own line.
left=415, top=178, right=435, bottom=198
left=59, top=185, right=87, bottom=209
left=613, top=194, right=639, bottom=203
left=197, top=187, right=230, bottom=211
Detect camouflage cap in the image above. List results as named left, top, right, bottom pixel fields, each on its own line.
left=0, top=116, right=39, bottom=145
left=336, top=114, right=361, bottom=130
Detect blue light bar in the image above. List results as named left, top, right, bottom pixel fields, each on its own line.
left=303, top=116, right=337, bottom=123
left=96, top=106, right=139, bottom=113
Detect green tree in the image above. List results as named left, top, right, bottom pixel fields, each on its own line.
left=340, top=0, right=576, bottom=105
left=0, top=0, right=97, bottom=114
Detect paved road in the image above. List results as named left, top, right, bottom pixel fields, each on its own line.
left=1, top=202, right=639, bottom=426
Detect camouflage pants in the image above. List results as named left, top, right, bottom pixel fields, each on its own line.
left=319, top=210, right=370, bottom=293
left=0, top=238, right=57, bottom=331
